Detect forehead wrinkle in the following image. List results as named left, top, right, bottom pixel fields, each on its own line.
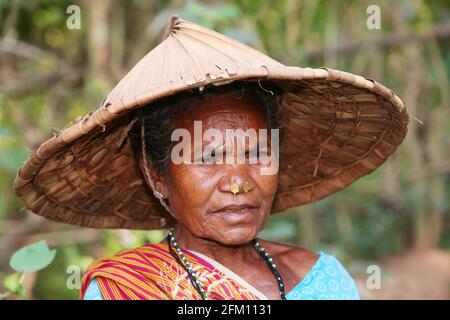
left=204, top=112, right=262, bottom=131
left=180, top=107, right=268, bottom=132
left=174, top=92, right=267, bottom=126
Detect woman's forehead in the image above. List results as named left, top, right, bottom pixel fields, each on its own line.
left=172, top=92, right=268, bottom=130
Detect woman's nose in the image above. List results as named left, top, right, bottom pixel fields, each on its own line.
left=217, top=171, right=255, bottom=195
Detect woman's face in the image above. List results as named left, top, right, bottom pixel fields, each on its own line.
left=161, top=92, right=279, bottom=245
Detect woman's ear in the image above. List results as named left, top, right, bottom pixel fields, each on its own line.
left=139, top=158, right=169, bottom=199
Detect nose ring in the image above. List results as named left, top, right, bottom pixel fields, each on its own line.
left=230, top=181, right=253, bottom=195
left=230, top=182, right=239, bottom=195
left=243, top=181, right=252, bottom=193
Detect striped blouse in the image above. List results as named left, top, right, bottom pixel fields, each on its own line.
left=82, top=247, right=360, bottom=300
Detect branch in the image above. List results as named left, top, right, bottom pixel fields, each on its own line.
left=0, top=37, right=59, bottom=62
left=0, top=68, right=81, bottom=97
left=306, top=22, right=450, bottom=60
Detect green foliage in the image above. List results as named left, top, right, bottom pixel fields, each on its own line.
left=2, top=272, right=26, bottom=299
left=259, top=213, right=298, bottom=242
left=34, top=243, right=89, bottom=300
left=1, top=241, right=56, bottom=299
left=10, top=240, right=57, bottom=273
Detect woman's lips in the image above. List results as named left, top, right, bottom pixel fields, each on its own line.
left=210, top=204, right=258, bottom=212
left=209, top=204, right=259, bottom=223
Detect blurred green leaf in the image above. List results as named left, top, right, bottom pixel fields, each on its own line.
left=3, top=272, right=21, bottom=294
left=10, top=240, right=57, bottom=273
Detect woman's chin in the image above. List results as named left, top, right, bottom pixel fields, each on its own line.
left=212, top=227, right=259, bottom=245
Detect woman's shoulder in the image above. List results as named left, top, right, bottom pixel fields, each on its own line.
left=81, top=243, right=170, bottom=300
left=260, top=238, right=356, bottom=281
left=257, top=239, right=351, bottom=271
left=258, top=240, right=360, bottom=299
left=258, top=239, right=319, bottom=269
left=286, top=250, right=361, bottom=300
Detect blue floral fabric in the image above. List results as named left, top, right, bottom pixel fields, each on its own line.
left=83, top=251, right=360, bottom=300
left=285, top=251, right=360, bottom=300
left=83, top=277, right=103, bottom=300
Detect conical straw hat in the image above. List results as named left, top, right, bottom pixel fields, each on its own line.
left=13, top=16, right=409, bottom=229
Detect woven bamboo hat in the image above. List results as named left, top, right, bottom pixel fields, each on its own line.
left=14, top=16, right=409, bottom=230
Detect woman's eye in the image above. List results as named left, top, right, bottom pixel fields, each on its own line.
left=202, top=156, right=212, bottom=164
left=201, top=152, right=217, bottom=164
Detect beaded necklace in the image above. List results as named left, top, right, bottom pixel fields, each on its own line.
left=167, top=228, right=287, bottom=300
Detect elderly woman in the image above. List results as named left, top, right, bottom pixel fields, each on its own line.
left=13, top=17, right=409, bottom=300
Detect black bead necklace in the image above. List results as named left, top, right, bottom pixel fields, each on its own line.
left=167, top=228, right=287, bottom=300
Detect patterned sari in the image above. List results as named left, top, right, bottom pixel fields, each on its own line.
left=80, top=243, right=268, bottom=300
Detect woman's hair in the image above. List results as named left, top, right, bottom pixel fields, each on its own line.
left=128, top=80, right=284, bottom=174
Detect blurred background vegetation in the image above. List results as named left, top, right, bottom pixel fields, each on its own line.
left=0, top=0, right=449, bottom=299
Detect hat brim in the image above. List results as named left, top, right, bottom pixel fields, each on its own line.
left=13, top=66, right=409, bottom=229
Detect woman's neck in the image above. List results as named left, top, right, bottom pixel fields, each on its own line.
left=167, top=224, right=259, bottom=265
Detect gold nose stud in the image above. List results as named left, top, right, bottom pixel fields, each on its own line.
left=243, top=181, right=252, bottom=193
left=230, top=183, right=239, bottom=195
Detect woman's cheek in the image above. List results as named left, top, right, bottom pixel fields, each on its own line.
left=167, top=164, right=217, bottom=217
left=253, top=166, right=279, bottom=195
